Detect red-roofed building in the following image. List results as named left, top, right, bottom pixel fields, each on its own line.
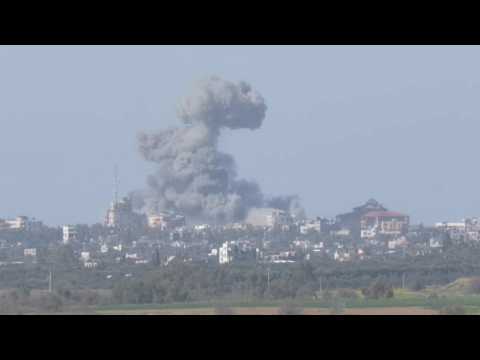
left=361, top=211, right=409, bottom=239
left=334, top=199, right=387, bottom=239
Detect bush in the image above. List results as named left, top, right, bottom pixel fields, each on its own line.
left=0, top=292, right=21, bottom=314
left=426, top=293, right=444, bottom=309
left=469, top=277, right=480, bottom=294
left=35, top=293, right=64, bottom=313
left=410, top=279, right=426, bottom=292
left=329, top=297, right=346, bottom=315
left=295, top=284, right=316, bottom=299
left=55, top=287, right=73, bottom=301
left=78, top=290, right=100, bottom=306
left=214, top=305, right=235, bottom=315
left=336, top=288, right=358, bottom=300
left=320, top=290, right=334, bottom=302
left=362, top=279, right=394, bottom=299
left=18, top=286, right=31, bottom=300
left=439, top=304, right=466, bottom=315
left=278, top=302, right=303, bottom=315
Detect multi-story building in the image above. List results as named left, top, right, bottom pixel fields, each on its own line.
left=80, top=251, right=90, bottom=262
left=5, top=216, right=29, bottom=230
left=0, top=216, right=42, bottom=232
left=84, top=261, right=98, bottom=269
left=335, top=199, right=387, bottom=239
left=360, top=211, right=409, bottom=239
left=24, top=248, right=37, bottom=257
left=466, top=217, right=480, bottom=232
left=219, top=241, right=233, bottom=264
left=435, top=220, right=467, bottom=241
left=299, top=217, right=330, bottom=235
left=245, top=208, right=292, bottom=228
left=434, top=218, right=480, bottom=241
left=147, top=212, right=186, bottom=230
left=466, top=218, right=480, bottom=241
left=62, top=225, right=77, bottom=244
left=105, top=197, right=146, bottom=230
left=105, top=197, right=131, bottom=228
left=434, top=221, right=466, bottom=232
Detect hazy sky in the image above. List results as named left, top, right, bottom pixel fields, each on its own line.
left=1, top=45, right=479, bottom=226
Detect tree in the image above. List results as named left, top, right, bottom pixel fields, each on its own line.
left=0, top=292, right=20, bottom=314
left=336, top=288, right=359, bottom=300
left=410, top=278, right=426, bottom=291
left=52, top=244, right=80, bottom=270
left=362, top=279, right=394, bottom=299
left=39, top=293, right=64, bottom=313
left=152, top=248, right=161, bottom=267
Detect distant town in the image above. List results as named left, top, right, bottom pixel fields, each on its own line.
left=1, top=194, right=478, bottom=271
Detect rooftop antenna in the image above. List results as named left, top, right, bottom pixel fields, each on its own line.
left=114, top=164, right=119, bottom=206
left=48, top=267, right=53, bottom=293
left=267, top=266, right=271, bottom=293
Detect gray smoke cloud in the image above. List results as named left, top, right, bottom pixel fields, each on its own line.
left=135, top=76, right=304, bottom=224
left=265, top=195, right=306, bottom=220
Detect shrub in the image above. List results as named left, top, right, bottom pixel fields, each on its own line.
left=439, top=304, right=466, bottom=315
left=336, top=288, right=358, bottom=300
left=426, top=293, right=446, bottom=309
left=469, top=277, right=480, bottom=294
left=278, top=302, right=304, bottom=315
left=362, top=279, right=394, bottom=299
left=56, top=287, right=73, bottom=301
left=295, top=284, right=316, bottom=299
left=320, top=290, right=334, bottom=302
left=18, top=286, right=31, bottom=300
left=214, top=305, right=235, bottom=315
left=78, top=290, right=100, bottom=306
left=329, top=297, right=346, bottom=315
left=410, top=279, right=426, bottom=292
left=35, top=293, right=64, bottom=313
left=0, top=292, right=20, bottom=314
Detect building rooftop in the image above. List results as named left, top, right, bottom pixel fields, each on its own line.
left=362, top=211, right=408, bottom=218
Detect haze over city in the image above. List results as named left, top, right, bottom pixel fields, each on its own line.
left=1, top=45, right=480, bottom=226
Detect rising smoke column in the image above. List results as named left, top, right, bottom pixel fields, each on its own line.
left=136, top=76, right=303, bottom=223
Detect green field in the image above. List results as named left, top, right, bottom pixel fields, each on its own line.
left=4, top=277, right=480, bottom=314
left=95, top=278, right=480, bottom=315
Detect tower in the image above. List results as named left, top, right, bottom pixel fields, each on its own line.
left=114, top=164, right=119, bottom=207
left=105, top=165, right=120, bottom=228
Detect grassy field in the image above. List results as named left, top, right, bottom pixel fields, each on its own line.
left=97, top=306, right=438, bottom=315
left=95, top=278, right=480, bottom=315
left=3, top=277, right=480, bottom=314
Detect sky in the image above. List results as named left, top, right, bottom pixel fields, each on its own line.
left=0, top=45, right=479, bottom=226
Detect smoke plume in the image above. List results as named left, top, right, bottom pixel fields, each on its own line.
left=136, top=76, right=304, bottom=223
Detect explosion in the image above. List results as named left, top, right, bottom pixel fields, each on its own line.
left=134, top=76, right=304, bottom=224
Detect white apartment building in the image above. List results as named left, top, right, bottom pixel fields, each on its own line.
left=0, top=216, right=42, bottom=231
left=245, top=208, right=292, bottom=228
left=84, top=261, right=98, bottom=269
left=300, top=220, right=322, bottom=234
left=63, top=225, right=77, bottom=244
left=24, top=248, right=37, bottom=257
left=219, top=241, right=233, bottom=264
left=148, top=212, right=186, bottom=230
left=434, top=221, right=466, bottom=231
